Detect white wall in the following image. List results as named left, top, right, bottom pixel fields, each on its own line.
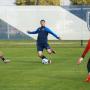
left=60, top=0, right=71, bottom=6
left=0, top=0, right=15, bottom=6
left=0, top=6, right=89, bottom=40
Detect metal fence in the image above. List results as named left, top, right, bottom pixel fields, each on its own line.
left=0, top=19, right=31, bottom=40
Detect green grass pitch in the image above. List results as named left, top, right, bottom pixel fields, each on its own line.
left=0, top=40, right=90, bottom=90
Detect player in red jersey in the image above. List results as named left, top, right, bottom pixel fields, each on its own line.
left=77, top=39, right=90, bottom=82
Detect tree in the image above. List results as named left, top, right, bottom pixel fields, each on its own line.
left=15, top=0, right=60, bottom=5
left=35, top=0, right=40, bottom=5
left=15, top=0, right=34, bottom=5
left=15, top=0, right=22, bottom=5
left=70, top=0, right=90, bottom=5
left=40, top=0, right=60, bottom=5
left=25, top=0, right=31, bottom=5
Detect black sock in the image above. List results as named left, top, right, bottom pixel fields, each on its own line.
left=1, top=57, right=5, bottom=61
left=40, top=56, right=46, bottom=59
left=52, top=50, right=56, bottom=54
left=51, top=49, right=56, bottom=54
left=87, top=58, right=90, bottom=73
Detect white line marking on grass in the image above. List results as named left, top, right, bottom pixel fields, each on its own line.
left=0, top=42, right=87, bottom=45
left=6, top=57, right=75, bottom=59
left=1, top=69, right=85, bottom=73
left=6, top=57, right=38, bottom=58
left=51, top=71, right=86, bottom=73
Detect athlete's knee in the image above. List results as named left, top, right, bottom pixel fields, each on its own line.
left=47, top=49, right=52, bottom=54
left=38, top=54, right=43, bottom=57
left=38, top=51, right=43, bottom=57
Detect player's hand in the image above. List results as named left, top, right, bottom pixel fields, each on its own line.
left=27, top=31, right=30, bottom=33
left=77, top=57, right=83, bottom=65
left=58, top=37, right=61, bottom=40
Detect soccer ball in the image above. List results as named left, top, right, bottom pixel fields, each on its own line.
left=42, top=58, right=48, bottom=64
left=4, top=60, right=10, bottom=63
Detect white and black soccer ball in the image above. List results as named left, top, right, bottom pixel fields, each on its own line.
left=42, top=58, right=48, bottom=64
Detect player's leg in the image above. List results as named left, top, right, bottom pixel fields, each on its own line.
left=0, top=52, right=10, bottom=63
left=85, top=58, right=90, bottom=82
left=38, top=51, right=49, bottom=64
left=38, top=51, right=46, bottom=59
left=45, top=44, right=53, bottom=64
left=87, top=58, right=90, bottom=75
left=37, top=43, right=52, bottom=64
left=37, top=44, right=46, bottom=59
left=45, top=43, right=56, bottom=54
left=47, top=48, right=56, bottom=54
left=47, top=49, right=52, bottom=54
left=37, top=44, right=49, bottom=64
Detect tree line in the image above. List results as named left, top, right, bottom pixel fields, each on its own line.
left=15, top=0, right=90, bottom=5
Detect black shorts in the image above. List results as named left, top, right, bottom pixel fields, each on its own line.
left=37, top=43, right=51, bottom=51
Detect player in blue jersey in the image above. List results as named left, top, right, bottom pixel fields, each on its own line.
left=27, top=20, right=60, bottom=64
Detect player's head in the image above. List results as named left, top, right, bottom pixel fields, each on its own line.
left=40, top=20, right=45, bottom=26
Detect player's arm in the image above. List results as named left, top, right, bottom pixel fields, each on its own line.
left=45, top=27, right=60, bottom=40
left=77, top=39, right=90, bottom=64
left=27, top=28, right=39, bottom=34
left=81, top=39, right=90, bottom=58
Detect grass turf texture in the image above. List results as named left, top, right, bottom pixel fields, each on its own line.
left=0, top=40, right=90, bottom=90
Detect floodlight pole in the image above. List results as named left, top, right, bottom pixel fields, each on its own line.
left=81, top=1, right=84, bottom=47
left=59, top=0, right=60, bottom=5
left=81, top=40, right=83, bottom=47
left=7, top=24, right=10, bottom=40
left=35, top=0, right=39, bottom=5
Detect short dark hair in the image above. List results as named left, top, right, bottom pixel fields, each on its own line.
left=40, top=20, right=45, bottom=22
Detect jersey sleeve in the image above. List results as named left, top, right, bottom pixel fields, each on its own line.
left=81, top=39, right=90, bottom=58
left=45, top=27, right=59, bottom=39
left=27, top=28, right=39, bottom=34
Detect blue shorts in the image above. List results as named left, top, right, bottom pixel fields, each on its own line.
left=37, top=43, right=51, bottom=51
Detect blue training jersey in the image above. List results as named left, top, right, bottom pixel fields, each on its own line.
left=28, top=26, right=59, bottom=44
